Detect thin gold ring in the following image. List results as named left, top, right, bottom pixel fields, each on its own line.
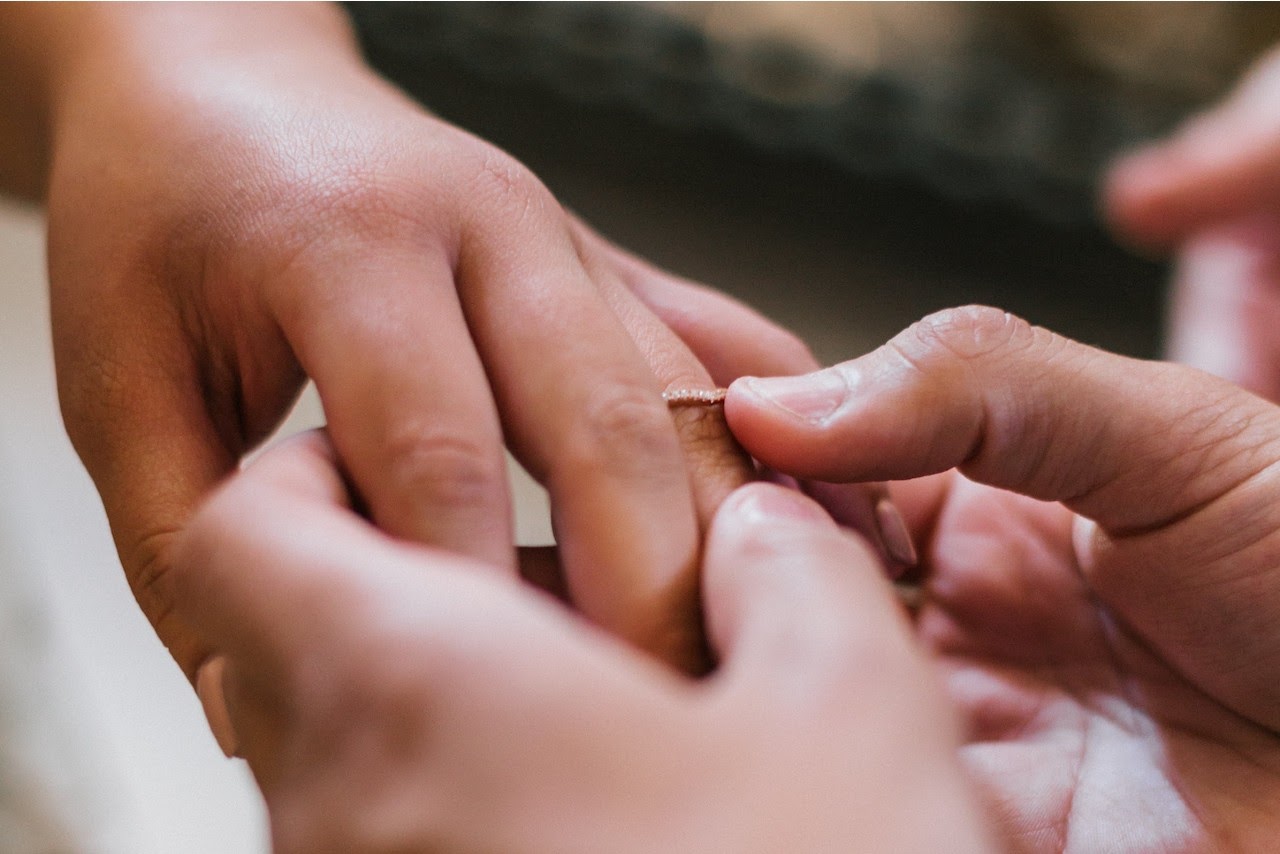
left=663, top=388, right=728, bottom=407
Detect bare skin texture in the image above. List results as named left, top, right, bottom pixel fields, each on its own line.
left=728, top=306, right=1280, bottom=852
left=0, top=3, right=903, bottom=678
left=169, top=438, right=996, bottom=854
left=1107, top=46, right=1280, bottom=401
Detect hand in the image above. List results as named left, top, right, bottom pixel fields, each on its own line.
left=167, top=432, right=994, bottom=854
left=727, top=306, right=1280, bottom=851
left=12, top=3, right=791, bottom=674
left=1105, top=46, right=1280, bottom=399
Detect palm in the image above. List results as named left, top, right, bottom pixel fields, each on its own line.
left=912, top=475, right=1280, bottom=852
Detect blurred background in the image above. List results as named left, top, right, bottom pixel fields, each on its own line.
left=2, top=3, right=1278, bottom=851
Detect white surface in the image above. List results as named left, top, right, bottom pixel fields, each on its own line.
left=0, top=198, right=268, bottom=854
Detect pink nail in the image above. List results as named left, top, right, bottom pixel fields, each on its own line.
left=875, top=498, right=917, bottom=568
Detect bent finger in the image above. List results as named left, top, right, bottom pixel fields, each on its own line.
left=456, top=176, right=748, bottom=670
left=271, top=245, right=516, bottom=573
left=726, top=305, right=1280, bottom=535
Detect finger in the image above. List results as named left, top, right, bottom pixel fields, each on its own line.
left=701, top=482, right=916, bottom=687
left=584, top=265, right=755, bottom=525
left=727, top=306, right=1280, bottom=728
left=172, top=432, right=581, bottom=655
left=168, top=431, right=397, bottom=675
left=591, top=233, right=913, bottom=567
left=726, top=305, right=1280, bottom=535
left=1105, top=46, right=1280, bottom=249
left=271, top=245, right=516, bottom=573
left=1166, top=216, right=1280, bottom=399
left=453, top=170, right=751, bottom=670
left=593, top=235, right=820, bottom=384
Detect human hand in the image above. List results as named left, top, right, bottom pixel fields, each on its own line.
left=22, top=2, right=812, bottom=674
left=727, top=306, right=1280, bottom=851
left=1106, top=46, right=1280, bottom=399
left=168, top=431, right=993, bottom=854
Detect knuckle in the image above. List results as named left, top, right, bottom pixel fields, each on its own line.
left=254, top=167, right=429, bottom=273
left=904, top=305, right=1036, bottom=364
left=561, top=384, right=678, bottom=480
left=125, top=526, right=184, bottom=637
left=299, top=169, right=420, bottom=243
left=381, top=428, right=505, bottom=514
left=465, top=147, right=555, bottom=221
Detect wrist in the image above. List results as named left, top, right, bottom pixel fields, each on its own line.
left=7, top=3, right=365, bottom=199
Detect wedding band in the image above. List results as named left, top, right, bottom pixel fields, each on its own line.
left=663, top=388, right=728, bottom=407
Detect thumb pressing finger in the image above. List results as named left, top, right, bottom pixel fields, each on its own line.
left=726, top=305, right=1280, bottom=536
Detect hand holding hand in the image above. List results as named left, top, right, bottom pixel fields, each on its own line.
left=729, top=306, right=1280, bottom=851
left=168, top=432, right=993, bottom=854
left=26, top=3, right=790, bottom=674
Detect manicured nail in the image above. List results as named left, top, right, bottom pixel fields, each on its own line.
left=196, top=656, right=239, bottom=759
left=728, top=482, right=834, bottom=527
left=875, top=498, right=917, bottom=568
left=743, top=369, right=849, bottom=423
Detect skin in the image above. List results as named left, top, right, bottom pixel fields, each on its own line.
left=0, top=2, right=903, bottom=677
left=166, top=435, right=996, bottom=854
left=728, top=305, right=1280, bottom=852
left=1106, top=45, right=1280, bottom=401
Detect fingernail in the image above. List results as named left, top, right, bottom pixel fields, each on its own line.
left=742, top=369, right=849, bottom=423
left=875, top=498, right=917, bottom=568
left=728, top=483, right=834, bottom=527
left=196, top=656, right=240, bottom=759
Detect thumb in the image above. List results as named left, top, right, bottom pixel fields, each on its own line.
left=728, top=306, right=1280, bottom=728
left=725, top=305, right=1280, bottom=536
left=700, top=482, right=915, bottom=687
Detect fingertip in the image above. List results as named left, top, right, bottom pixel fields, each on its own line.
left=1102, top=146, right=1188, bottom=251
left=716, top=481, right=837, bottom=532
left=238, top=429, right=352, bottom=509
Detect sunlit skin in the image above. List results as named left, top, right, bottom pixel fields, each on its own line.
left=728, top=306, right=1280, bottom=852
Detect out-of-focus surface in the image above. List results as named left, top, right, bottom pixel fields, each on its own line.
left=349, top=1, right=1280, bottom=225
left=348, top=0, right=1192, bottom=360
left=0, top=198, right=268, bottom=853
